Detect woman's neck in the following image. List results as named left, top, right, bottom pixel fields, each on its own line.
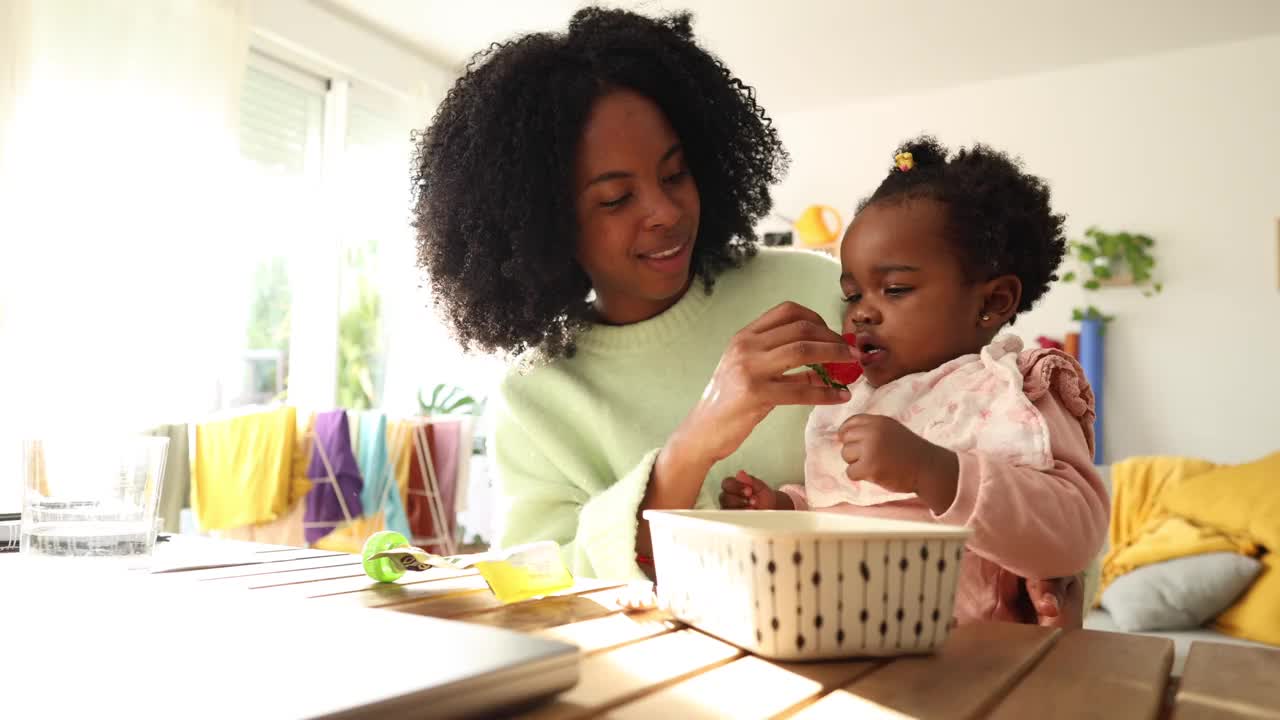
left=591, top=274, right=695, bottom=326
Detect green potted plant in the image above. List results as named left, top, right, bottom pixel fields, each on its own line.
left=418, top=383, right=480, bottom=416
left=1062, top=227, right=1163, bottom=328
left=1060, top=227, right=1163, bottom=463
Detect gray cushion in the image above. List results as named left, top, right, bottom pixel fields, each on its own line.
left=1101, top=552, right=1262, bottom=632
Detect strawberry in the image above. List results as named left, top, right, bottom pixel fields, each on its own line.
left=807, top=333, right=863, bottom=389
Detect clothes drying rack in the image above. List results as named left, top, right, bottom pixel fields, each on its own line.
left=299, top=417, right=458, bottom=556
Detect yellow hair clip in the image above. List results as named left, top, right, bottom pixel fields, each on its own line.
left=895, top=151, right=914, bottom=172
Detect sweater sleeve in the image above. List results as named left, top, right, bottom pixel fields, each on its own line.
left=490, top=387, right=653, bottom=582
left=933, top=382, right=1109, bottom=579
left=779, top=483, right=810, bottom=510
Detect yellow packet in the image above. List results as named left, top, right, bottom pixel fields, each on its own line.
left=365, top=538, right=574, bottom=604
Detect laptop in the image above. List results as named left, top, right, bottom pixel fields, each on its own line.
left=0, top=566, right=580, bottom=718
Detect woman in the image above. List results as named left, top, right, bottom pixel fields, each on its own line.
left=411, top=7, right=1080, bottom=625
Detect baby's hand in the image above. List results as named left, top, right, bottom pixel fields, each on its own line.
left=719, top=470, right=792, bottom=510
left=838, top=414, right=958, bottom=512
left=1027, top=576, right=1084, bottom=629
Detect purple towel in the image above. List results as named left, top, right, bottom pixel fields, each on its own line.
left=303, top=410, right=364, bottom=544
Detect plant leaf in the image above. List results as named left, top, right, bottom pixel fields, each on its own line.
left=1062, top=271, right=1076, bottom=282
left=806, top=364, right=848, bottom=390
left=1083, top=279, right=1101, bottom=291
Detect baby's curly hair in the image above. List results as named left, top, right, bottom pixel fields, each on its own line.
left=411, top=7, right=788, bottom=358
left=860, top=135, right=1066, bottom=319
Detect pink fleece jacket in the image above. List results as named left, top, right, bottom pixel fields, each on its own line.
left=782, top=348, right=1109, bottom=625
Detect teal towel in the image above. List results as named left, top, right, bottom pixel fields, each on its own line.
left=356, top=412, right=410, bottom=538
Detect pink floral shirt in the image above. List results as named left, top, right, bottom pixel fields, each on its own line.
left=782, top=338, right=1108, bottom=624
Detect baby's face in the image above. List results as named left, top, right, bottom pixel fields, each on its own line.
left=839, top=197, right=991, bottom=387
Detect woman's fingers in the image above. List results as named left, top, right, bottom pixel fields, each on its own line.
left=743, top=301, right=831, bottom=335
left=761, top=380, right=850, bottom=407
left=777, top=369, right=830, bottom=387
left=760, top=338, right=856, bottom=378
left=754, top=318, right=846, bottom=353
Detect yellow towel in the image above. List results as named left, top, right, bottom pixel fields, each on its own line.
left=1099, top=456, right=1255, bottom=595
left=313, top=512, right=385, bottom=554
left=389, top=419, right=415, bottom=516
left=1105, top=515, right=1256, bottom=585
left=193, top=407, right=309, bottom=531
left=291, top=411, right=316, bottom=507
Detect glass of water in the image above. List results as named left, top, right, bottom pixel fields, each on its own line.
left=20, top=435, right=169, bottom=563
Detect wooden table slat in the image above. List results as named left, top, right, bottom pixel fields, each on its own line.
left=191, top=558, right=364, bottom=584
left=785, top=689, right=916, bottom=719
left=605, top=655, right=830, bottom=720
left=517, top=629, right=743, bottom=720
left=605, top=650, right=882, bottom=720
left=392, top=579, right=626, bottom=620
left=842, top=622, right=1060, bottom=720
left=308, top=570, right=492, bottom=608
left=255, top=567, right=481, bottom=599
left=770, top=660, right=884, bottom=719
left=538, top=609, right=679, bottom=655
left=1173, top=641, right=1280, bottom=720
left=148, top=549, right=347, bottom=576
left=988, top=629, right=1174, bottom=720
left=460, top=586, right=636, bottom=634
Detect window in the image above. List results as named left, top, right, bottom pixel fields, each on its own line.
left=232, top=53, right=326, bottom=408
left=231, top=50, right=427, bottom=413
left=335, top=99, right=406, bottom=410
left=230, top=47, right=501, bottom=421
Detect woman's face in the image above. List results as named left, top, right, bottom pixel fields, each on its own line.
left=573, top=88, right=701, bottom=325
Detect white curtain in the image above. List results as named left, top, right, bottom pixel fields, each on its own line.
left=0, top=1, right=250, bottom=504
left=379, top=75, right=506, bottom=419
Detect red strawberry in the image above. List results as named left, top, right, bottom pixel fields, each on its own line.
left=808, top=333, right=863, bottom=389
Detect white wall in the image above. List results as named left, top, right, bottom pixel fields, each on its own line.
left=767, top=35, right=1280, bottom=464
left=249, top=0, right=454, bottom=105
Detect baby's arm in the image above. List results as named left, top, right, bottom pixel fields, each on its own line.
left=933, top=390, right=1108, bottom=579
left=719, top=471, right=796, bottom=510
left=777, top=483, right=808, bottom=511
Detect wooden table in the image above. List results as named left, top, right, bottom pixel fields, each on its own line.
left=11, top=538, right=1280, bottom=719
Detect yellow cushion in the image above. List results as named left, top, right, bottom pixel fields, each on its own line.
left=1214, top=550, right=1280, bottom=646
left=1098, top=456, right=1220, bottom=600
left=1162, top=452, right=1280, bottom=551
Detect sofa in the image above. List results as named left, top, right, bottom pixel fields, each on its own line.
left=1081, top=465, right=1275, bottom=675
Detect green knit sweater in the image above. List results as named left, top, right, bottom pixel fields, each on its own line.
left=490, top=248, right=843, bottom=580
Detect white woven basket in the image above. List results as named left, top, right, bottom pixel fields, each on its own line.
left=644, top=510, right=971, bottom=661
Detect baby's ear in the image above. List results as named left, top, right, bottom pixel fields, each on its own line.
left=979, top=274, right=1022, bottom=326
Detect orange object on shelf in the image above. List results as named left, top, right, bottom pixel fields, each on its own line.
left=1064, top=332, right=1080, bottom=359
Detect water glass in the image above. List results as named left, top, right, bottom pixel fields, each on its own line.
left=20, top=435, right=169, bottom=562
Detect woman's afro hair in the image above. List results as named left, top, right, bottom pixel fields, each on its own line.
left=411, top=7, right=788, bottom=358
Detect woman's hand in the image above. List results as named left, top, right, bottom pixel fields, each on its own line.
left=668, top=301, right=853, bottom=470
left=637, top=303, right=849, bottom=570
